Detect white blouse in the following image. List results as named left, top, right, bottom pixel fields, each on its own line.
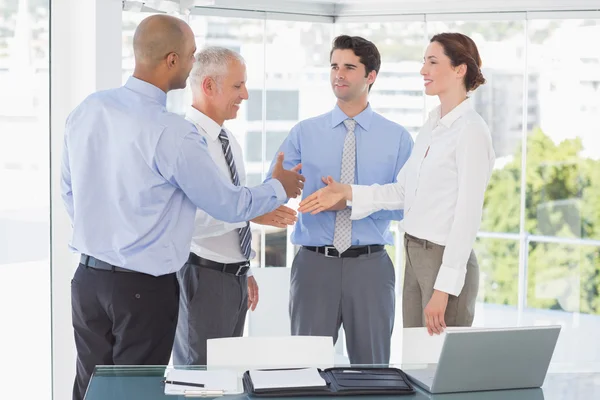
left=351, top=98, right=495, bottom=296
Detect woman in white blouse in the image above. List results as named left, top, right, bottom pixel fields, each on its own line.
left=299, top=32, right=495, bottom=336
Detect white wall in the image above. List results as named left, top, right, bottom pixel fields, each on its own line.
left=50, top=1, right=122, bottom=399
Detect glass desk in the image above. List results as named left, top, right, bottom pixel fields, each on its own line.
left=85, top=364, right=600, bottom=400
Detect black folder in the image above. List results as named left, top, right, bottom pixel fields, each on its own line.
left=243, top=367, right=415, bottom=397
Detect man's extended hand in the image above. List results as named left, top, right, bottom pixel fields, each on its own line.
left=271, top=153, right=304, bottom=198
left=424, top=289, right=449, bottom=335
left=252, top=205, right=297, bottom=228
left=248, top=276, right=259, bottom=311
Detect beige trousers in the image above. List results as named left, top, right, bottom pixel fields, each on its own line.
left=402, top=233, right=479, bottom=327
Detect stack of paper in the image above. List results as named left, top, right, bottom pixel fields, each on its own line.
left=164, top=369, right=240, bottom=395
left=249, top=368, right=327, bottom=389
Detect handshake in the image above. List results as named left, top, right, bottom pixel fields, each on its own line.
left=252, top=152, right=303, bottom=229
left=258, top=153, right=348, bottom=229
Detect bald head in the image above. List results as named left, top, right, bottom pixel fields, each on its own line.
left=133, top=14, right=193, bottom=67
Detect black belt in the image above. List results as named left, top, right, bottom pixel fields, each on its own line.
left=80, top=254, right=137, bottom=273
left=303, top=245, right=385, bottom=258
left=187, top=252, right=250, bottom=276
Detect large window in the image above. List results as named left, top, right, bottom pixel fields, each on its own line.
left=525, top=19, right=600, bottom=322
left=0, top=0, right=51, bottom=397
left=121, top=10, right=600, bottom=365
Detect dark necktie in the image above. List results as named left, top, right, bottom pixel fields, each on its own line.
left=218, top=130, right=252, bottom=260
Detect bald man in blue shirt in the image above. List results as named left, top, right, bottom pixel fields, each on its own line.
left=266, top=35, right=413, bottom=364
left=63, top=15, right=303, bottom=400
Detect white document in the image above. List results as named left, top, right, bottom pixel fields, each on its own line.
left=402, top=327, right=470, bottom=364
left=249, top=368, right=327, bottom=389
left=164, top=369, right=241, bottom=395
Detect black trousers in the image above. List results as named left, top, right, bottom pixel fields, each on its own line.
left=71, top=264, right=179, bottom=400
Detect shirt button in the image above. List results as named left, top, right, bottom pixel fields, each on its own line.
left=135, top=294, right=141, bottom=299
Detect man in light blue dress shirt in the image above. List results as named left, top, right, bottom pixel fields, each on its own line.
left=266, top=35, right=413, bottom=364
left=62, top=16, right=303, bottom=400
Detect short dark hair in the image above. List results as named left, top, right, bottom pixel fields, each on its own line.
left=330, top=35, right=381, bottom=92
left=430, top=32, right=486, bottom=91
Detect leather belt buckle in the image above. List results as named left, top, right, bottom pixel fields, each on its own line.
left=235, top=262, right=250, bottom=276
left=323, top=246, right=340, bottom=258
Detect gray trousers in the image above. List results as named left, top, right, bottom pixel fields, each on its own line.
left=402, top=233, right=479, bottom=327
left=172, top=262, right=248, bottom=365
left=289, top=247, right=395, bottom=365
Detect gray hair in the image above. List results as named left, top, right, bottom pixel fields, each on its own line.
left=190, top=46, right=245, bottom=90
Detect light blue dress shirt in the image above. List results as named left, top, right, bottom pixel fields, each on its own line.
left=61, top=77, right=286, bottom=276
left=266, top=104, right=413, bottom=246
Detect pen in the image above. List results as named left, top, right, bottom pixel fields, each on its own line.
left=163, top=379, right=205, bottom=388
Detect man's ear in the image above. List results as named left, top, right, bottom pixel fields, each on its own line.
left=166, top=52, right=178, bottom=69
left=367, top=70, right=377, bottom=86
left=202, top=76, right=214, bottom=96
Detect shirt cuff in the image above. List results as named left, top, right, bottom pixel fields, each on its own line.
left=247, top=267, right=253, bottom=277
left=349, top=185, right=374, bottom=220
left=265, top=179, right=287, bottom=203
left=433, top=264, right=466, bottom=297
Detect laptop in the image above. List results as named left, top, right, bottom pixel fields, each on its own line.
left=404, top=326, right=561, bottom=394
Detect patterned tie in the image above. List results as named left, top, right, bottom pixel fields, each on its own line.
left=332, top=119, right=356, bottom=254
left=218, top=130, right=252, bottom=260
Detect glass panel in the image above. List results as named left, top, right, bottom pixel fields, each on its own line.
left=524, top=18, right=600, bottom=365
left=264, top=228, right=288, bottom=268
left=246, top=130, right=288, bottom=163
left=0, top=0, right=50, bottom=397
left=473, top=237, right=520, bottom=326
left=247, top=89, right=300, bottom=121
left=427, top=20, right=526, bottom=234
left=527, top=242, right=600, bottom=314
left=527, top=241, right=600, bottom=364
left=527, top=19, right=600, bottom=241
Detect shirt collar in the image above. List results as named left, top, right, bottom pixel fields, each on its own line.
left=331, top=103, right=373, bottom=131
left=185, top=106, right=223, bottom=141
left=124, top=76, right=167, bottom=107
left=430, top=97, right=474, bottom=128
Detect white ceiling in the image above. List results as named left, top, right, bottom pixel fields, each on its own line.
left=202, top=0, right=600, bottom=15
left=132, top=0, right=600, bottom=17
